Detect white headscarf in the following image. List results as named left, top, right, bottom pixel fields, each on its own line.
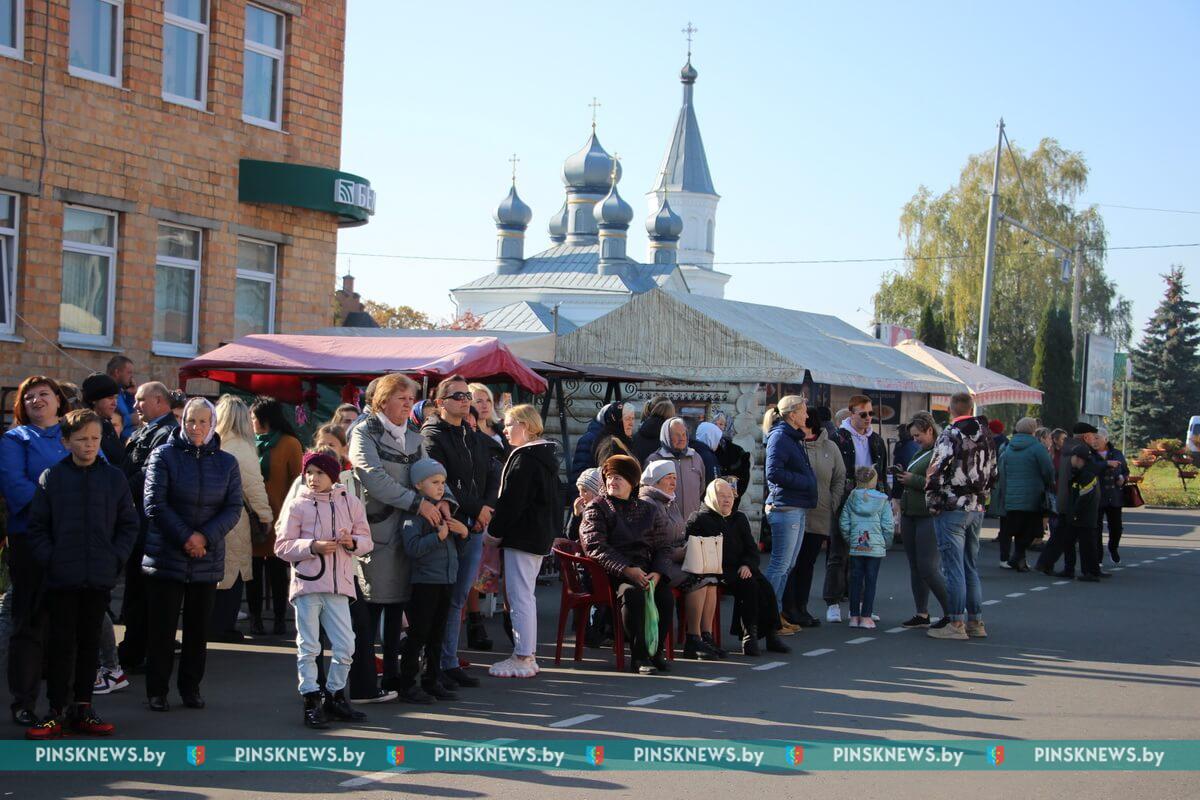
left=182, top=396, right=218, bottom=445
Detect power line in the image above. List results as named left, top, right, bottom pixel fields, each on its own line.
left=1093, top=203, right=1200, bottom=216
left=339, top=241, right=1200, bottom=267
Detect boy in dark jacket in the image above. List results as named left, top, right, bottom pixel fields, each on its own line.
left=25, top=409, right=139, bottom=739
left=399, top=459, right=469, bottom=704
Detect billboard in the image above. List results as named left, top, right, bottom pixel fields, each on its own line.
left=1081, top=333, right=1116, bottom=417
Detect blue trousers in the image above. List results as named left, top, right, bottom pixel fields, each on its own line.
left=439, top=533, right=484, bottom=671
left=764, top=509, right=807, bottom=612
left=934, top=510, right=984, bottom=622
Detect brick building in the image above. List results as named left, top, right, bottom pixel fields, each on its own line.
left=0, top=0, right=373, bottom=406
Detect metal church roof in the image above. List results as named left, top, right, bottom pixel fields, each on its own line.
left=479, top=301, right=579, bottom=334
left=453, top=244, right=680, bottom=294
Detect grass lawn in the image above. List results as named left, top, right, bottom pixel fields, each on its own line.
left=1130, top=459, right=1200, bottom=507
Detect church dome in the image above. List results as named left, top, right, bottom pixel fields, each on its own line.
left=680, top=59, right=698, bottom=84
left=562, top=132, right=622, bottom=191
left=494, top=184, right=532, bottom=228
left=548, top=200, right=568, bottom=242
left=594, top=181, right=633, bottom=227
left=646, top=195, right=683, bottom=239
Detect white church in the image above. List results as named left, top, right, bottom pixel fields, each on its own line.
left=450, top=53, right=731, bottom=332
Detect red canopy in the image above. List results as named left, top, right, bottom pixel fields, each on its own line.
left=179, top=334, right=548, bottom=402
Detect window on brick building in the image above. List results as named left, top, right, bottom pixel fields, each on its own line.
left=163, top=0, right=209, bottom=108
left=242, top=4, right=284, bottom=128
left=69, top=0, right=124, bottom=87
left=60, top=206, right=118, bottom=347
left=0, top=192, right=17, bottom=334
left=153, top=224, right=201, bottom=356
left=1, top=0, right=23, bottom=59
left=235, top=238, right=276, bottom=338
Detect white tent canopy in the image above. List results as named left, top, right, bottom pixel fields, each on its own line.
left=894, top=339, right=1043, bottom=407
left=559, top=289, right=965, bottom=395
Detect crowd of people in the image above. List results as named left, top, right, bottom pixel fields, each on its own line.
left=0, top=358, right=1135, bottom=738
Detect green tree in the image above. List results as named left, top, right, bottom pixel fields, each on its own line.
left=1028, top=301, right=1078, bottom=430
left=874, top=137, right=1131, bottom=387
left=917, top=302, right=948, bottom=351
left=364, top=299, right=436, bottom=330
left=1127, top=267, right=1200, bottom=446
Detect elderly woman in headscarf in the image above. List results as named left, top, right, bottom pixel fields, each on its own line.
left=141, top=397, right=243, bottom=711
left=711, top=411, right=751, bottom=511
left=592, top=401, right=638, bottom=467
left=638, top=461, right=687, bottom=588
left=646, top=417, right=706, bottom=520
left=687, top=479, right=790, bottom=658
left=692, top=421, right=723, bottom=485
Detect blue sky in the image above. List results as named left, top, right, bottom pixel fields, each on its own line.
left=336, top=1, right=1199, bottom=343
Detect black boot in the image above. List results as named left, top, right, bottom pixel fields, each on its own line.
left=741, top=626, right=761, bottom=657
left=250, top=615, right=265, bottom=635
left=322, top=689, right=361, bottom=722
left=303, top=692, right=328, bottom=729
left=701, top=632, right=727, bottom=659
left=682, top=634, right=713, bottom=660
left=466, top=612, right=493, bottom=651
left=765, top=629, right=791, bottom=654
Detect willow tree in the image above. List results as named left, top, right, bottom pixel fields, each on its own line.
left=874, top=137, right=1131, bottom=386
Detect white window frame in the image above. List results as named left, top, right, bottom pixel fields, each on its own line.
left=60, top=205, right=118, bottom=348
left=152, top=223, right=202, bottom=357
left=0, top=191, right=17, bottom=335
left=235, top=237, right=276, bottom=336
left=162, top=1, right=209, bottom=110
left=0, top=0, right=24, bottom=60
left=242, top=4, right=285, bottom=130
left=68, top=0, right=124, bottom=88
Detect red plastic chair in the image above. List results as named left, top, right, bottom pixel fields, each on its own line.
left=553, top=545, right=673, bottom=671
left=673, top=585, right=723, bottom=651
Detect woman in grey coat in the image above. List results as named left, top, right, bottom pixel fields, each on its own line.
left=348, top=373, right=453, bottom=697
left=781, top=415, right=846, bottom=627
left=645, top=417, right=707, bottom=522
left=637, top=460, right=687, bottom=587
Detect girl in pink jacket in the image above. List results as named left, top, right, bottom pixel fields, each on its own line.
left=274, top=451, right=373, bottom=729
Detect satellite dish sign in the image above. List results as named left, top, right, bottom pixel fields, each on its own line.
left=1081, top=333, right=1116, bottom=417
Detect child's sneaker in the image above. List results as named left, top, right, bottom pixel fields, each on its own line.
left=68, top=706, right=114, bottom=736
left=102, top=668, right=129, bottom=693
left=825, top=604, right=842, bottom=623
left=93, top=669, right=112, bottom=695
left=25, top=714, right=64, bottom=740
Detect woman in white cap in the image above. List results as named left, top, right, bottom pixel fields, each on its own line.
left=638, top=460, right=687, bottom=588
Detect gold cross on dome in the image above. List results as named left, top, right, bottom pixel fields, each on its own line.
left=682, top=22, right=698, bottom=59
left=589, top=97, right=601, bottom=130
left=608, top=153, right=621, bottom=187
left=508, top=153, right=519, bottom=184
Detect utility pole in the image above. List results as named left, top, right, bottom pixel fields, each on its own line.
left=1070, top=241, right=1084, bottom=367
left=976, top=118, right=1005, bottom=368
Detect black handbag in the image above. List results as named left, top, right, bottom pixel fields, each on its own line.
left=246, top=502, right=269, bottom=546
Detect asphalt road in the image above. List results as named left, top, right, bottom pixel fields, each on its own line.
left=5, top=507, right=1199, bottom=799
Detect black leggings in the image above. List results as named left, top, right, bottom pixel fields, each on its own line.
left=615, top=579, right=674, bottom=660
left=900, top=515, right=949, bottom=617
left=370, top=602, right=406, bottom=689
left=402, top=584, right=452, bottom=687
left=782, top=533, right=825, bottom=621
left=999, top=510, right=1044, bottom=564
left=248, top=556, right=289, bottom=622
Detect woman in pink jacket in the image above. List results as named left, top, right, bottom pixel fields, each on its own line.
left=274, top=451, right=373, bottom=729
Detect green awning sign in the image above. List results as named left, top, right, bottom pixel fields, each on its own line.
left=239, top=160, right=376, bottom=227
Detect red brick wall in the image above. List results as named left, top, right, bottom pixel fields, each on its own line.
left=0, top=0, right=348, bottom=395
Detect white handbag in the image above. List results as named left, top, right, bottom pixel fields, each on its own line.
left=682, top=534, right=723, bottom=575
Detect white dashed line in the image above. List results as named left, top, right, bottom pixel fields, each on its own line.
left=982, top=600, right=1001, bottom=606
left=1111, top=567, right=1123, bottom=572
left=1156, top=556, right=1168, bottom=560
left=1142, top=560, right=1155, bottom=564
left=1054, top=580, right=1072, bottom=584
left=628, top=694, right=673, bottom=707
left=1030, top=586, right=1048, bottom=591
left=803, top=648, right=835, bottom=657
left=1005, top=592, right=1026, bottom=598
left=550, top=713, right=602, bottom=728
left=845, top=637, right=875, bottom=645
left=751, top=661, right=787, bottom=671
left=695, top=676, right=735, bottom=687
left=885, top=626, right=908, bottom=634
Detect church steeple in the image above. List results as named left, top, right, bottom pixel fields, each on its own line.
left=647, top=22, right=720, bottom=274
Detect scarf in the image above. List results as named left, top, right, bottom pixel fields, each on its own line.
left=256, top=430, right=281, bottom=480
left=378, top=411, right=411, bottom=449
left=658, top=416, right=694, bottom=458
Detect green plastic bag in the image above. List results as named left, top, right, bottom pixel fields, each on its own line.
left=643, top=577, right=659, bottom=656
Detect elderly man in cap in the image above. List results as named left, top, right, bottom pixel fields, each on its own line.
left=1036, top=423, right=1109, bottom=580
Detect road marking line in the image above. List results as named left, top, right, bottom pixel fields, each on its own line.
left=1030, top=586, right=1048, bottom=591
left=1142, top=559, right=1155, bottom=564
left=982, top=599, right=1001, bottom=605
left=885, top=626, right=908, bottom=633
left=1111, top=567, right=1123, bottom=571
left=628, top=693, right=673, bottom=706
left=1005, top=592, right=1025, bottom=598
left=845, top=637, right=874, bottom=645
left=1126, top=564, right=1139, bottom=568
left=751, top=661, right=787, bottom=671
left=1156, top=556, right=1168, bottom=560
left=695, top=676, right=735, bottom=687
left=1053, top=580, right=1072, bottom=584
left=803, top=648, right=834, bottom=657
left=550, top=713, right=602, bottom=728
left=339, top=738, right=516, bottom=787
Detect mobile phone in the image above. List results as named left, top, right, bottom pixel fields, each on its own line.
left=889, top=465, right=904, bottom=475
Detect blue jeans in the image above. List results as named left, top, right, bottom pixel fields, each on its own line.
left=440, top=532, right=484, bottom=671
left=765, top=509, right=807, bottom=612
left=293, top=592, right=354, bottom=695
left=934, top=510, right=984, bottom=622
left=848, top=556, right=882, bottom=618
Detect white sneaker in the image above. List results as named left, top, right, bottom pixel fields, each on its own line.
left=826, top=604, right=842, bottom=623
left=871, top=614, right=880, bottom=621
left=237, top=610, right=249, bottom=621
left=93, top=670, right=112, bottom=695
left=999, top=561, right=1013, bottom=569
left=848, top=618, right=861, bottom=628
left=101, top=667, right=130, bottom=692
